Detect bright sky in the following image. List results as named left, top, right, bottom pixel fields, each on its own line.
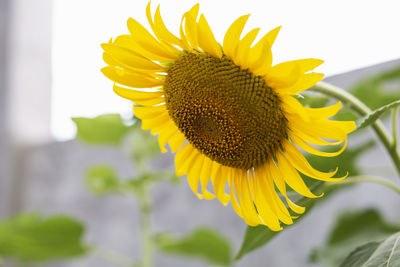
left=52, top=0, right=400, bottom=140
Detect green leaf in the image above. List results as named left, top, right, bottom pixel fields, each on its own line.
left=85, top=165, right=119, bottom=195
left=235, top=182, right=325, bottom=261
left=357, top=100, right=400, bottom=129
left=0, top=213, right=88, bottom=262
left=310, top=209, right=400, bottom=267
left=339, top=242, right=380, bottom=267
left=340, top=232, right=400, bottom=267
left=72, top=114, right=132, bottom=145
left=155, top=228, right=232, bottom=265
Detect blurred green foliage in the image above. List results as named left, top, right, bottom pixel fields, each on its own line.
left=85, top=165, right=120, bottom=195
left=310, top=209, right=400, bottom=267
left=85, top=164, right=178, bottom=196
left=0, top=213, right=87, bottom=263
left=72, top=114, right=132, bottom=146
left=155, top=228, right=232, bottom=266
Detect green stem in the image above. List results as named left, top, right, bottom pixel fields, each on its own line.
left=138, top=184, right=153, bottom=267
left=93, top=247, right=134, bottom=267
left=311, top=81, right=400, bottom=177
left=393, top=106, right=399, bottom=150
left=327, top=176, right=400, bottom=194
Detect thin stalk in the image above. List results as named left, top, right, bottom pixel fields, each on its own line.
left=138, top=184, right=153, bottom=267
left=93, top=247, right=134, bottom=267
left=326, top=176, right=400, bottom=195
left=393, top=106, right=399, bottom=150
left=311, top=81, right=400, bottom=177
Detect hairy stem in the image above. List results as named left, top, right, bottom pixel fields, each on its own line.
left=312, top=81, right=400, bottom=177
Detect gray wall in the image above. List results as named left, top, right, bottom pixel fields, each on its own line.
left=0, top=0, right=10, bottom=217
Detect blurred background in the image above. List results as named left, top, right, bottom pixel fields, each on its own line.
left=1, top=0, right=400, bottom=266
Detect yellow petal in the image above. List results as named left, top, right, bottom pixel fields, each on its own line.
left=112, top=84, right=164, bottom=106
left=187, top=153, right=205, bottom=199
left=197, top=14, right=222, bottom=58
left=266, top=61, right=301, bottom=89
left=252, top=168, right=283, bottom=230
left=198, top=156, right=215, bottom=199
left=211, top=162, right=230, bottom=205
left=235, top=28, right=260, bottom=68
left=127, top=18, right=177, bottom=61
left=287, top=114, right=354, bottom=141
left=264, top=26, right=281, bottom=47
left=102, top=53, right=163, bottom=77
left=133, top=105, right=167, bottom=119
left=175, top=143, right=197, bottom=176
left=223, top=15, right=250, bottom=60
left=112, top=35, right=174, bottom=62
left=180, top=4, right=199, bottom=51
left=290, top=133, right=347, bottom=157
left=283, top=141, right=347, bottom=182
left=290, top=128, right=344, bottom=146
left=168, top=131, right=186, bottom=153
left=248, top=37, right=273, bottom=76
left=279, top=73, right=325, bottom=95
left=281, top=95, right=310, bottom=122
left=146, top=3, right=183, bottom=48
left=102, top=43, right=166, bottom=71
left=269, top=162, right=305, bottom=214
left=255, top=164, right=293, bottom=225
left=228, top=168, right=243, bottom=218
left=157, top=121, right=179, bottom=153
left=102, top=67, right=164, bottom=88
left=233, top=169, right=262, bottom=226
left=184, top=11, right=199, bottom=49
left=305, top=102, right=342, bottom=119
left=141, top=112, right=170, bottom=131
left=276, top=152, right=322, bottom=198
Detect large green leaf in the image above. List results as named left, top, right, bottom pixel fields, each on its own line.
left=357, top=100, right=400, bottom=129
left=340, top=232, right=400, bottom=267
left=72, top=114, right=132, bottom=145
left=155, top=228, right=232, bottom=266
left=0, top=213, right=88, bottom=262
left=310, top=209, right=400, bottom=267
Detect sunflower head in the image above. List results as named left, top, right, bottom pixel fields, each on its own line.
left=101, top=2, right=356, bottom=231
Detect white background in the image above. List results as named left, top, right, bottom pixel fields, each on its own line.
left=52, top=0, right=400, bottom=140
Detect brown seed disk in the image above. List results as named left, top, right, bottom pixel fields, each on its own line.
left=164, top=52, right=287, bottom=170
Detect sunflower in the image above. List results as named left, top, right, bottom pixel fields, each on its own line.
left=101, top=2, right=356, bottom=231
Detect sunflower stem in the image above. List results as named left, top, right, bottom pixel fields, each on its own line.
left=326, top=175, right=400, bottom=195
left=92, top=246, right=134, bottom=267
left=311, top=81, right=400, bottom=177
left=392, top=106, right=399, bottom=151
left=138, top=184, right=153, bottom=267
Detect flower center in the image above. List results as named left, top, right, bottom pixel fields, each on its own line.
left=164, top=52, right=287, bottom=169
